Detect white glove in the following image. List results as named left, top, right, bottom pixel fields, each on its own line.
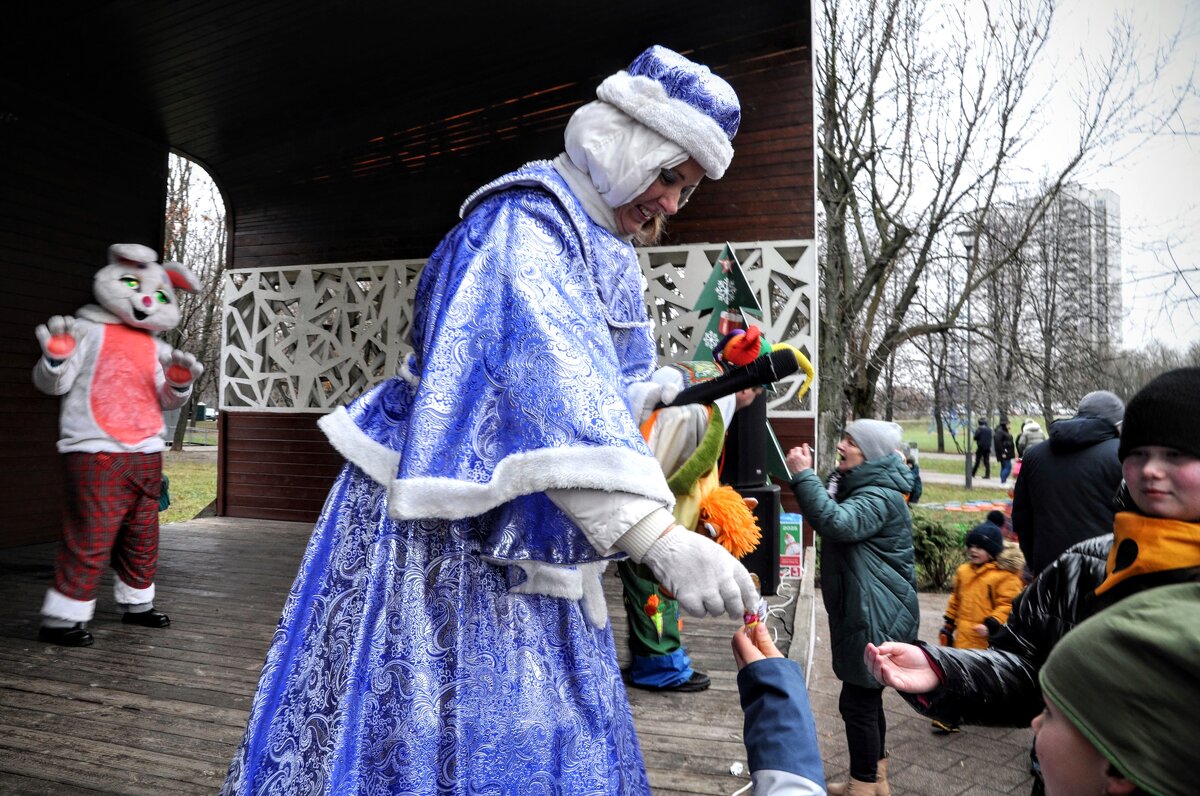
left=627, top=366, right=684, bottom=425
left=640, top=527, right=759, bottom=619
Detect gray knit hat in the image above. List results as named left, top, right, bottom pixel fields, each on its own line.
left=843, top=419, right=903, bottom=462
left=1040, top=582, right=1200, bottom=796
left=1076, top=390, right=1124, bottom=427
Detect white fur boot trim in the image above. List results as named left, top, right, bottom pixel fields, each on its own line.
left=113, top=577, right=155, bottom=606
left=42, top=588, right=96, bottom=623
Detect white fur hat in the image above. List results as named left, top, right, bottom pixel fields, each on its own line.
left=595, top=45, right=739, bottom=180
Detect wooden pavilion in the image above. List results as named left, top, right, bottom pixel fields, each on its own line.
left=1, top=1, right=814, bottom=546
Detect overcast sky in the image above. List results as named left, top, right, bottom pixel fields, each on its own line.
left=1024, top=0, right=1200, bottom=350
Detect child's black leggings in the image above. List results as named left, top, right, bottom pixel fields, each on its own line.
left=839, top=681, right=887, bottom=782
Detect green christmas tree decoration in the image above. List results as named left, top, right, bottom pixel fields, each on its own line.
left=692, top=243, right=763, bottom=362
left=689, top=243, right=793, bottom=484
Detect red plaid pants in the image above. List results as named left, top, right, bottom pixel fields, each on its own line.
left=55, top=452, right=162, bottom=601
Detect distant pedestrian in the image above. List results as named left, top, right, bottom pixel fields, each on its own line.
left=1011, top=391, right=1123, bottom=576
left=987, top=508, right=1016, bottom=543
left=1016, top=419, right=1045, bottom=457
left=994, top=421, right=1016, bottom=484
left=972, top=418, right=993, bottom=479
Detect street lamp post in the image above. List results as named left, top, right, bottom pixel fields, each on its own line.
left=956, top=230, right=974, bottom=490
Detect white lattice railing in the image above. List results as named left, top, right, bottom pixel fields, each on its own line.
left=221, top=240, right=817, bottom=416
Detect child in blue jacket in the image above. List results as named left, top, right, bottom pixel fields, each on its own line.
left=733, top=622, right=828, bottom=795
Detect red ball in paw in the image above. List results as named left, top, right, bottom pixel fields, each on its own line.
left=166, top=365, right=193, bottom=384
left=46, top=335, right=76, bottom=357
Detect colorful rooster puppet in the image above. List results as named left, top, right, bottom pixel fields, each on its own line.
left=33, top=243, right=203, bottom=647
left=618, top=360, right=763, bottom=691
left=619, top=324, right=814, bottom=689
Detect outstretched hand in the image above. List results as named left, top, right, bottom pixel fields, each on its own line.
left=732, top=621, right=784, bottom=671
left=864, top=641, right=941, bottom=693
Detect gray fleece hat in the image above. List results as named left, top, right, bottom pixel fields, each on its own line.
left=843, top=419, right=904, bottom=462
left=1076, top=390, right=1124, bottom=427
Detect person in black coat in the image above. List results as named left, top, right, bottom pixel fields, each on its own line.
left=1010, top=391, right=1123, bottom=576
left=972, top=418, right=993, bottom=479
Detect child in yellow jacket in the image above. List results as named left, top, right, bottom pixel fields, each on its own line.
left=932, top=519, right=1025, bottom=733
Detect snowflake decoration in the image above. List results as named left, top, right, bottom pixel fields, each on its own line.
left=702, top=330, right=721, bottom=350
left=715, top=277, right=737, bottom=304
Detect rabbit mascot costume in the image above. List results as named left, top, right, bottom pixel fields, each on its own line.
left=33, top=243, right=203, bottom=647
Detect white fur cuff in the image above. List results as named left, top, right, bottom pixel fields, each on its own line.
left=319, top=407, right=403, bottom=487
left=113, top=578, right=155, bottom=606
left=42, top=588, right=96, bottom=623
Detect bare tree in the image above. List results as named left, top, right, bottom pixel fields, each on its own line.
left=163, top=153, right=228, bottom=451
left=815, top=0, right=1181, bottom=465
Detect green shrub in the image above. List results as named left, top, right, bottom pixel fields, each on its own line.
left=911, top=513, right=966, bottom=591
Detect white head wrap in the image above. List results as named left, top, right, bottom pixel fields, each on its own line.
left=562, top=100, right=688, bottom=208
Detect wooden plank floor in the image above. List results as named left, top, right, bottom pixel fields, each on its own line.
left=0, top=517, right=759, bottom=795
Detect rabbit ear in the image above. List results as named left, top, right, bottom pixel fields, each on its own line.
left=163, top=261, right=202, bottom=292
left=107, top=243, right=158, bottom=267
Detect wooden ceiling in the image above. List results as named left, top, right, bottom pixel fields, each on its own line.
left=4, top=1, right=807, bottom=202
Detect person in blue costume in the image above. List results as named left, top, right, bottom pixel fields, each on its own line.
left=222, top=45, right=760, bottom=796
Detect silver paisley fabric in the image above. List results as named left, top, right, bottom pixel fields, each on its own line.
left=222, top=162, right=660, bottom=795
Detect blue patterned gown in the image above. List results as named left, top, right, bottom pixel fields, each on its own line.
left=222, top=162, right=675, bottom=795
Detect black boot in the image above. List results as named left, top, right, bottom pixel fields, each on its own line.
left=122, top=608, right=170, bottom=628
left=38, top=623, right=94, bottom=647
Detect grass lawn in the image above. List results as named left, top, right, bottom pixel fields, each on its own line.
left=913, top=482, right=1011, bottom=538
left=161, top=450, right=217, bottom=525
left=918, top=456, right=972, bottom=475
left=895, top=417, right=968, bottom=454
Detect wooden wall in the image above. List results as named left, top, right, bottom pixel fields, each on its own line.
left=218, top=412, right=341, bottom=522
left=219, top=43, right=816, bottom=524
left=0, top=86, right=168, bottom=547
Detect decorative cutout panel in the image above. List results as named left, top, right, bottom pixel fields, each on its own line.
left=221, top=261, right=424, bottom=412
left=640, top=241, right=817, bottom=416
left=221, top=241, right=816, bottom=416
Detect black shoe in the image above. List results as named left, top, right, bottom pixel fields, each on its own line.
left=122, top=608, right=170, bottom=628
left=630, top=670, right=711, bottom=693
left=38, top=623, right=94, bottom=647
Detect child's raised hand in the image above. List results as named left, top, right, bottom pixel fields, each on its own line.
left=732, top=621, right=784, bottom=670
